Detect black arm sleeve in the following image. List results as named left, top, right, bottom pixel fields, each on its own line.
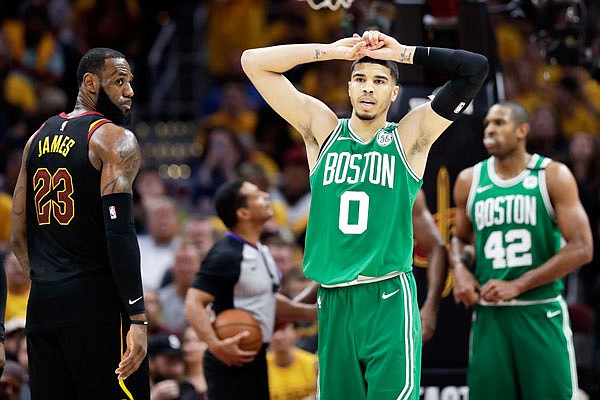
left=413, top=46, right=489, bottom=120
left=0, top=259, right=6, bottom=342
left=102, top=193, right=145, bottom=316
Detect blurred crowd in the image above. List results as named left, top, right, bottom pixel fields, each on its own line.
left=0, top=0, right=599, bottom=399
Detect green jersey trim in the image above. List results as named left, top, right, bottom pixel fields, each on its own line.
left=466, top=162, right=482, bottom=221
left=487, top=154, right=540, bottom=187
left=537, top=158, right=556, bottom=221
left=392, top=127, right=421, bottom=182
left=309, top=120, right=344, bottom=176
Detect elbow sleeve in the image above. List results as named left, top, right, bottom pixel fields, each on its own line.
left=102, top=193, right=145, bottom=316
left=414, top=47, right=489, bottom=120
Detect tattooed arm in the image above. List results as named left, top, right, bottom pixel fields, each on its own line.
left=90, top=123, right=147, bottom=380
left=89, top=124, right=140, bottom=195
left=10, top=137, right=35, bottom=277
left=241, top=36, right=367, bottom=168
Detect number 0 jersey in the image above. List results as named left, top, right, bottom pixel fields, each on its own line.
left=25, top=111, right=122, bottom=331
left=303, top=119, right=422, bottom=286
left=467, top=154, right=563, bottom=301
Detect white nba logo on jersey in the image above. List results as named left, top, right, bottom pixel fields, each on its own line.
left=60, top=121, right=69, bottom=131
left=376, top=131, right=392, bottom=147
left=109, top=206, right=117, bottom=220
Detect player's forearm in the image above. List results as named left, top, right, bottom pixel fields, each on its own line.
left=242, top=43, right=340, bottom=76
left=102, top=193, right=145, bottom=316
left=275, top=293, right=317, bottom=322
left=512, top=241, right=593, bottom=295
left=449, top=236, right=472, bottom=271
left=423, top=244, right=448, bottom=308
left=292, top=281, right=319, bottom=304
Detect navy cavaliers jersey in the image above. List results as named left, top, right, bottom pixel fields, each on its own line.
left=25, top=111, right=121, bottom=331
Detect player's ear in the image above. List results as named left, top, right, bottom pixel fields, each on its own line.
left=82, top=72, right=100, bottom=94
left=517, top=122, right=530, bottom=140
left=391, top=85, right=399, bottom=102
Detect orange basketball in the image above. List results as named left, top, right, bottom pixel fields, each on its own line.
left=213, top=309, right=263, bottom=351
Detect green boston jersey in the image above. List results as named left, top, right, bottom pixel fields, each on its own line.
left=468, top=154, right=563, bottom=301
left=303, top=119, right=422, bottom=285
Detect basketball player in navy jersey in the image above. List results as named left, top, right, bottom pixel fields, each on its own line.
left=10, top=48, right=149, bottom=399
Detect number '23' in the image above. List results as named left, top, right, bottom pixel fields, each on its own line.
left=33, top=168, right=75, bottom=225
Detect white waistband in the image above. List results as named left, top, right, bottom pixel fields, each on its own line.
left=478, top=294, right=562, bottom=307
left=320, top=270, right=406, bottom=288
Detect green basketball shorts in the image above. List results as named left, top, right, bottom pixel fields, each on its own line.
left=316, top=272, right=421, bottom=400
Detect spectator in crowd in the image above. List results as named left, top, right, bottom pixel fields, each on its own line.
left=2, top=319, right=24, bottom=362
left=15, top=335, right=28, bottom=400
left=0, top=361, right=25, bottom=400
left=138, top=196, right=182, bottom=290
left=267, top=236, right=302, bottom=277
left=181, top=326, right=208, bottom=397
left=200, top=81, right=258, bottom=140
left=145, top=289, right=176, bottom=336
left=2, top=3, right=66, bottom=119
left=269, top=147, right=312, bottom=244
left=3, top=252, right=28, bottom=322
left=149, top=333, right=204, bottom=400
left=185, top=179, right=317, bottom=400
left=182, top=214, right=220, bottom=261
left=191, top=126, right=246, bottom=213
left=267, top=322, right=318, bottom=400
left=158, top=242, right=202, bottom=334
left=0, top=149, right=22, bottom=252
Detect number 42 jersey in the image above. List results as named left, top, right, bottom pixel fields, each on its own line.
left=467, top=154, right=563, bottom=301
left=303, top=119, right=422, bottom=286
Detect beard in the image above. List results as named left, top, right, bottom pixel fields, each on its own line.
left=96, top=87, right=130, bottom=127
left=355, top=111, right=376, bottom=121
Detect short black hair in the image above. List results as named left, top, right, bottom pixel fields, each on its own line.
left=77, top=47, right=126, bottom=86
left=351, top=57, right=399, bottom=84
left=496, top=101, right=530, bottom=126
left=214, top=179, right=248, bottom=229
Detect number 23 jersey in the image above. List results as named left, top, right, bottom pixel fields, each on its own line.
left=303, top=119, right=422, bottom=286
left=467, top=154, right=563, bottom=301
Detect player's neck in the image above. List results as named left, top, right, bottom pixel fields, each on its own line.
left=349, top=115, right=387, bottom=142
left=493, top=151, right=531, bottom=179
left=70, top=93, right=97, bottom=117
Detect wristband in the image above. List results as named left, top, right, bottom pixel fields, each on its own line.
left=130, top=320, right=148, bottom=326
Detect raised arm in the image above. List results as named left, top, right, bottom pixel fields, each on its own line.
left=412, top=189, right=447, bottom=342
left=361, top=31, right=489, bottom=177
left=89, top=124, right=146, bottom=380
left=480, top=162, right=593, bottom=302
left=450, top=168, right=480, bottom=308
left=241, top=35, right=366, bottom=168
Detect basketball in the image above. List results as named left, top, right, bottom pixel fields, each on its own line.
left=213, top=309, right=263, bottom=351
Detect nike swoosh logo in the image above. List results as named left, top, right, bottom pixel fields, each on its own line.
left=546, top=310, right=561, bottom=318
left=476, top=184, right=494, bottom=194
left=128, top=296, right=143, bottom=305
left=382, top=289, right=400, bottom=300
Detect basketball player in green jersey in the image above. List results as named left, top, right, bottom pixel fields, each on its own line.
left=242, top=30, right=487, bottom=399
left=451, top=101, right=593, bottom=400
